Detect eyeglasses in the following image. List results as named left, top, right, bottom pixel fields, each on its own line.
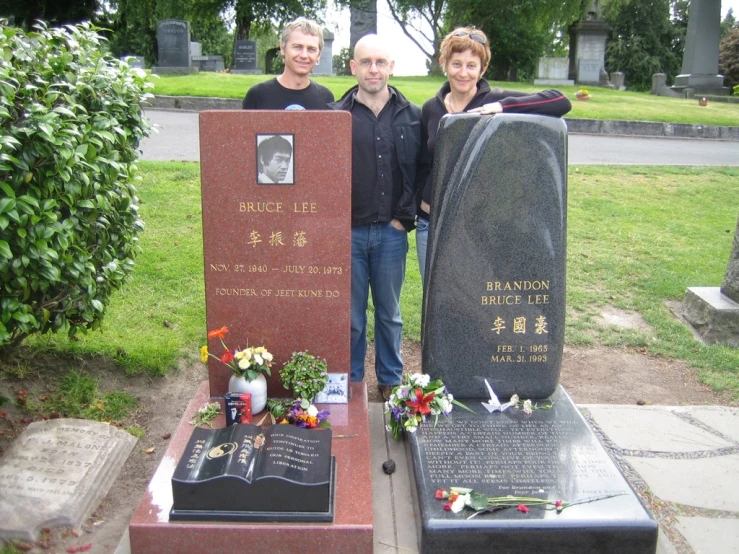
left=357, top=59, right=390, bottom=69
left=453, top=31, right=487, bottom=44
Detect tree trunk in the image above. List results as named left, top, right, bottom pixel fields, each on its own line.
left=231, top=14, right=252, bottom=69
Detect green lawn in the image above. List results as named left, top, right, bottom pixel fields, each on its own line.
left=27, top=163, right=739, bottom=400
left=148, top=73, right=739, bottom=127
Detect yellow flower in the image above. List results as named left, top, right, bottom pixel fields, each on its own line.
left=200, top=346, right=208, bottom=363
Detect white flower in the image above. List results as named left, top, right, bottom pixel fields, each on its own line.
left=307, top=404, right=318, bottom=417
left=238, top=357, right=250, bottom=369
left=412, top=373, right=430, bottom=387
left=254, top=353, right=263, bottom=365
left=510, top=394, right=519, bottom=405
left=404, top=417, right=418, bottom=433
left=441, top=396, right=453, bottom=414
left=451, top=493, right=470, bottom=513
left=523, top=399, right=533, bottom=415
left=263, top=352, right=273, bottom=362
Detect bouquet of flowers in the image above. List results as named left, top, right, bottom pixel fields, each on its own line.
left=267, top=398, right=330, bottom=429
left=201, top=326, right=273, bottom=382
left=384, top=373, right=471, bottom=440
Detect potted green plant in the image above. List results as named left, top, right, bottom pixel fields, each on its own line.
left=281, top=351, right=329, bottom=402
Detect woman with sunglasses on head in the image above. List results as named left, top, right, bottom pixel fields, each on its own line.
left=416, top=27, right=572, bottom=283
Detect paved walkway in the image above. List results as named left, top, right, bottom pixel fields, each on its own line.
left=115, top=400, right=738, bottom=554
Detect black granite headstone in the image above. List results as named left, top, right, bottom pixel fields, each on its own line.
left=156, top=19, right=191, bottom=68
left=170, top=423, right=334, bottom=522
left=423, top=114, right=567, bottom=400
left=233, top=40, right=258, bottom=71
left=407, top=387, right=658, bottom=553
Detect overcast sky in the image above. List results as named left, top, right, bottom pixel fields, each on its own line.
left=325, top=0, right=739, bottom=76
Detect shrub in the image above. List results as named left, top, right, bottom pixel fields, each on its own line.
left=0, top=21, right=153, bottom=353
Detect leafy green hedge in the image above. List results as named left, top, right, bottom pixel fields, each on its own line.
left=0, top=22, right=153, bottom=351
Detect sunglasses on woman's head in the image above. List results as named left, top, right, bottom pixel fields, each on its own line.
left=453, top=31, right=486, bottom=44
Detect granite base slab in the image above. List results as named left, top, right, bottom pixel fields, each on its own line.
left=406, top=386, right=658, bottom=554
left=128, top=381, right=372, bottom=553
left=682, top=287, right=739, bottom=347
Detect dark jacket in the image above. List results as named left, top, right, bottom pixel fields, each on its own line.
left=330, top=85, right=429, bottom=230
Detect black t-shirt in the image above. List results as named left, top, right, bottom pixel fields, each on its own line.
left=242, top=78, right=334, bottom=110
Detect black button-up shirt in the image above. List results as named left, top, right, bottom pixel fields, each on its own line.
left=348, top=90, right=404, bottom=227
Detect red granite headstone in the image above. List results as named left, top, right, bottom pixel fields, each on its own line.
left=199, top=111, right=352, bottom=398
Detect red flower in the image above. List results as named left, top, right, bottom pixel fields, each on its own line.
left=435, top=489, right=447, bottom=500
left=555, top=500, right=563, bottom=507
left=517, top=504, right=529, bottom=513
left=405, top=388, right=435, bottom=416
left=208, top=326, right=229, bottom=339
left=443, top=503, right=452, bottom=511
left=220, top=350, right=234, bottom=364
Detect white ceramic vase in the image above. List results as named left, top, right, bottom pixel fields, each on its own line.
left=228, top=373, right=268, bottom=414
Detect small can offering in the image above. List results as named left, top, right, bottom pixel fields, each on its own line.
left=224, top=392, right=252, bottom=426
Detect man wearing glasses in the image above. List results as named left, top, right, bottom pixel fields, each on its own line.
left=329, top=35, right=429, bottom=401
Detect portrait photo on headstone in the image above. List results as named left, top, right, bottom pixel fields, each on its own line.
left=256, top=134, right=295, bottom=185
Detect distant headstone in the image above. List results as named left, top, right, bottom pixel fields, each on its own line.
left=313, top=29, right=335, bottom=76
left=192, top=55, right=224, bottom=72
left=407, top=388, right=658, bottom=553
left=0, top=419, right=136, bottom=542
left=199, top=111, right=352, bottom=397
left=232, top=40, right=261, bottom=74
left=154, top=19, right=197, bottom=74
left=567, top=13, right=610, bottom=86
left=534, top=57, right=574, bottom=86
left=423, top=114, right=567, bottom=400
left=170, top=424, right=334, bottom=521
left=577, top=58, right=601, bottom=84
left=350, top=0, right=377, bottom=50
left=682, top=216, right=739, bottom=347
left=610, top=71, right=626, bottom=91
left=190, top=41, right=202, bottom=57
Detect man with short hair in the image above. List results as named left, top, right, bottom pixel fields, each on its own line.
left=329, top=35, right=429, bottom=400
left=242, top=18, right=334, bottom=110
left=257, top=135, right=293, bottom=183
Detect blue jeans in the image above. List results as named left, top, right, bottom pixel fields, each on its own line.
left=415, top=215, right=429, bottom=285
left=351, top=223, right=408, bottom=386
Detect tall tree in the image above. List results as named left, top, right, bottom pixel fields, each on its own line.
left=0, top=0, right=98, bottom=28
left=456, top=0, right=583, bottom=81
left=603, top=0, right=682, bottom=91
left=353, top=0, right=581, bottom=78
left=384, top=0, right=448, bottom=75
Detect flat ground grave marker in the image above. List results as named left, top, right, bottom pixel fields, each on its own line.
left=0, top=419, right=136, bottom=542
left=407, top=387, right=658, bottom=553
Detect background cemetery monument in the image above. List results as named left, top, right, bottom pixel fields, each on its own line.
left=672, top=0, right=729, bottom=96
left=411, top=113, right=658, bottom=553
left=682, top=216, right=739, bottom=347
left=232, top=40, right=261, bottom=74
left=154, top=19, right=198, bottom=74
